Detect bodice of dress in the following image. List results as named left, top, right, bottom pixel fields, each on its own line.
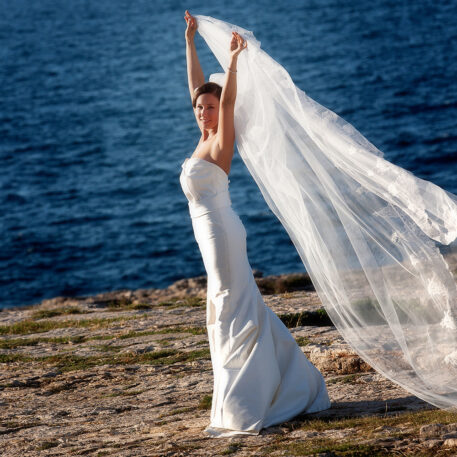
left=180, top=157, right=232, bottom=218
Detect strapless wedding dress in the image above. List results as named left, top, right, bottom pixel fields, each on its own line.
left=179, top=156, right=331, bottom=437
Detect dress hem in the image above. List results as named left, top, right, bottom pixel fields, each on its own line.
left=203, top=397, right=332, bottom=438
left=204, top=425, right=260, bottom=438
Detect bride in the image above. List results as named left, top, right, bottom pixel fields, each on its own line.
left=179, top=10, right=332, bottom=437
left=187, top=12, right=457, bottom=417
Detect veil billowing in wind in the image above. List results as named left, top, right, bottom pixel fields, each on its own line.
left=194, top=14, right=457, bottom=411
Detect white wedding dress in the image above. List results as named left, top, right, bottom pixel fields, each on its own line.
left=180, top=156, right=332, bottom=437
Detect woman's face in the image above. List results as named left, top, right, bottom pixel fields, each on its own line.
left=194, top=93, right=220, bottom=131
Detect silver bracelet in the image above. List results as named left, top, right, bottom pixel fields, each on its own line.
left=227, top=67, right=237, bottom=73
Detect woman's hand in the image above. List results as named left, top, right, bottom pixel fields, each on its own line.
left=230, top=31, right=247, bottom=59
left=184, top=10, right=197, bottom=42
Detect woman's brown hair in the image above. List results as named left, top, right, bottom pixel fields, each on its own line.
left=192, top=82, right=222, bottom=108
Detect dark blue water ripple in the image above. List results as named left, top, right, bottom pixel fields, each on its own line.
left=1, top=0, right=456, bottom=309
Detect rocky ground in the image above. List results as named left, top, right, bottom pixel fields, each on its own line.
left=1, top=271, right=457, bottom=456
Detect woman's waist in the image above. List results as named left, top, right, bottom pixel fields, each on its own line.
left=189, top=190, right=232, bottom=218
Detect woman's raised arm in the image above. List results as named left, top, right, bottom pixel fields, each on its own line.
left=184, top=11, right=204, bottom=103
left=217, top=32, right=247, bottom=155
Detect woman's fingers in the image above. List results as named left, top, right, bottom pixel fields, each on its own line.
left=230, top=31, right=247, bottom=54
left=184, top=16, right=196, bottom=28
left=184, top=11, right=193, bottom=23
left=233, top=31, right=245, bottom=44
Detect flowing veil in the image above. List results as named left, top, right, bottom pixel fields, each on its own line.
left=194, top=14, right=457, bottom=411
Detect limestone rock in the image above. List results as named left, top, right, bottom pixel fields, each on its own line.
left=444, top=438, right=457, bottom=447
left=306, top=343, right=373, bottom=374
left=420, top=423, right=446, bottom=438
left=0, top=272, right=453, bottom=456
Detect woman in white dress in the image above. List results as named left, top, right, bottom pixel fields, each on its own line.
left=179, top=10, right=332, bottom=438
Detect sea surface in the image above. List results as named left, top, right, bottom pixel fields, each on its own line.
left=1, top=0, right=456, bottom=309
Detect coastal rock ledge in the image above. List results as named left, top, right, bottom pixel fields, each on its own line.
left=1, top=271, right=456, bottom=456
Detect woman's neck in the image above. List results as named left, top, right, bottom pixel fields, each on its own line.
left=202, top=128, right=218, bottom=141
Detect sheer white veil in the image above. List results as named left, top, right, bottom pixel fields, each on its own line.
left=194, top=14, right=457, bottom=411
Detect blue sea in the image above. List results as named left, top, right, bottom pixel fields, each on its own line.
left=1, top=0, right=456, bottom=309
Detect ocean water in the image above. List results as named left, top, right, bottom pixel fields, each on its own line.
left=1, top=0, right=456, bottom=309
